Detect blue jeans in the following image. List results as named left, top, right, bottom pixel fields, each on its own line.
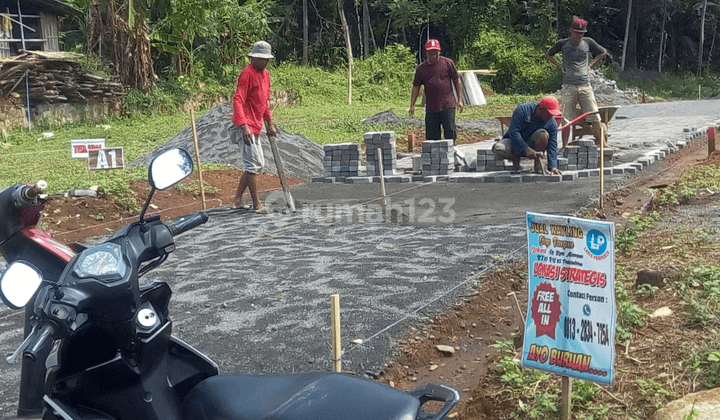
left=425, top=108, right=457, bottom=141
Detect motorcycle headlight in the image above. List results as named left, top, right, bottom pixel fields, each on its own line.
left=74, top=243, right=127, bottom=282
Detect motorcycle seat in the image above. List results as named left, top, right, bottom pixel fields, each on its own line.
left=180, top=372, right=420, bottom=420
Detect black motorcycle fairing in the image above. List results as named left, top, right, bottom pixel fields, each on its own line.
left=46, top=321, right=217, bottom=420
left=180, top=372, right=421, bottom=420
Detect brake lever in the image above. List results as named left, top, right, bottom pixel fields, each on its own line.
left=7, top=325, right=37, bottom=364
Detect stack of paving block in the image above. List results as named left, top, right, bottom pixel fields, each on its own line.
left=562, top=139, right=605, bottom=170
left=421, top=140, right=455, bottom=175
left=323, top=143, right=360, bottom=179
left=476, top=149, right=512, bottom=172
left=364, top=131, right=396, bottom=176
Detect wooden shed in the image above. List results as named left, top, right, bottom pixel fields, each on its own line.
left=0, top=0, right=82, bottom=58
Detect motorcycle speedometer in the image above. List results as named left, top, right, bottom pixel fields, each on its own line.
left=73, top=243, right=127, bottom=282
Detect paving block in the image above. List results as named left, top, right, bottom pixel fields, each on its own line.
left=562, top=173, right=578, bottom=181
left=577, top=170, right=590, bottom=177
left=345, top=176, right=372, bottom=184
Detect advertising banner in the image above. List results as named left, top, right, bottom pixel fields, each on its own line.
left=521, top=212, right=616, bottom=385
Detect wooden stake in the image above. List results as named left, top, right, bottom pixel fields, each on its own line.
left=268, top=130, right=296, bottom=212
left=408, top=134, right=415, bottom=153
left=377, top=148, right=386, bottom=198
left=599, top=123, right=604, bottom=210
left=708, top=126, right=716, bottom=156
left=189, top=108, right=206, bottom=210
left=561, top=376, right=572, bottom=420
left=331, top=294, right=342, bottom=372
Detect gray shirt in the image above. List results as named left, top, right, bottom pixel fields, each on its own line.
left=546, top=37, right=606, bottom=86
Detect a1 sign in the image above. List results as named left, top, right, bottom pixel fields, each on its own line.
left=88, top=147, right=125, bottom=171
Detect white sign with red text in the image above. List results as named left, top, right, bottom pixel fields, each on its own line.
left=71, top=139, right=106, bottom=159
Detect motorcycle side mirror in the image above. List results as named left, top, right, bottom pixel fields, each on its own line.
left=139, top=148, right=194, bottom=221
left=0, top=262, right=43, bottom=310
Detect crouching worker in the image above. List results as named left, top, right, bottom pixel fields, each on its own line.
left=492, top=96, right=563, bottom=175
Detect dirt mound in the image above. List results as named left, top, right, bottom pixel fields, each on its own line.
left=130, top=103, right=324, bottom=179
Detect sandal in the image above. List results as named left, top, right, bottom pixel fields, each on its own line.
left=230, top=202, right=251, bottom=210
left=254, top=207, right=269, bottom=215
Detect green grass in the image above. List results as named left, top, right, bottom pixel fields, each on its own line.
left=0, top=113, right=198, bottom=195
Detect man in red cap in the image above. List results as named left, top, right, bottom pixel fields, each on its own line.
left=544, top=17, right=608, bottom=148
left=491, top=97, right=563, bottom=175
left=409, top=39, right=464, bottom=142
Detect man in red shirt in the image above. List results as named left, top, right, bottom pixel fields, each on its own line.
left=409, top=39, right=464, bottom=141
left=230, top=40, right=278, bottom=213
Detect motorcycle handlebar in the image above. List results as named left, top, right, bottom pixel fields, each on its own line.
left=23, top=323, right=55, bottom=362
left=24, top=180, right=47, bottom=201
left=166, top=212, right=208, bottom=237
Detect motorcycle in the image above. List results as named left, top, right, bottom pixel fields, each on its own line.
left=0, top=147, right=459, bottom=420
left=0, top=176, right=82, bottom=417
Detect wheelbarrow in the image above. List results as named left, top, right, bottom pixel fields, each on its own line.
left=561, top=105, right=621, bottom=148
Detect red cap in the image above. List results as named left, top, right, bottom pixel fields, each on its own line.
left=425, top=39, right=441, bottom=51
left=570, top=18, right=588, bottom=33
left=539, top=96, right=562, bottom=117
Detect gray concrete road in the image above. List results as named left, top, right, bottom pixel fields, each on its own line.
left=0, top=100, right=718, bottom=418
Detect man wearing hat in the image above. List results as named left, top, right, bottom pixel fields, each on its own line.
left=544, top=17, right=608, bottom=148
left=409, top=39, right=464, bottom=142
left=491, top=96, right=563, bottom=175
left=230, top=40, right=277, bottom=213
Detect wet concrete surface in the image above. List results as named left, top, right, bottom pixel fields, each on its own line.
left=0, top=100, right=719, bottom=418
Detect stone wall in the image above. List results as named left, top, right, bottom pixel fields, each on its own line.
left=0, top=102, right=27, bottom=134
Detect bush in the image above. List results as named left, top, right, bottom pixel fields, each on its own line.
left=123, top=85, right=184, bottom=115
left=272, top=45, right=416, bottom=104
left=614, top=70, right=720, bottom=100
left=353, top=44, right=416, bottom=100
left=459, top=27, right=556, bottom=94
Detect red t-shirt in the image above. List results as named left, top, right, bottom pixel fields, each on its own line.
left=412, top=56, right=460, bottom=113
left=231, top=64, right=272, bottom=135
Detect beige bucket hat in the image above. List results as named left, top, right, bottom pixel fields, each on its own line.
left=248, top=41, right=274, bottom=59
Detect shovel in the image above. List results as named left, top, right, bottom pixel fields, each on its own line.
left=267, top=131, right=296, bottom=212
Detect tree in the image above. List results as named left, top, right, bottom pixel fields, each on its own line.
left=151, top=0, right=271, bottom=77
left=86, top=0, right=155, bottom=90
left=620, top=0, right=632, bottom=71
left=338, top=0, right=353, bottom=103
left=698, top=0, right=708, bottom=74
